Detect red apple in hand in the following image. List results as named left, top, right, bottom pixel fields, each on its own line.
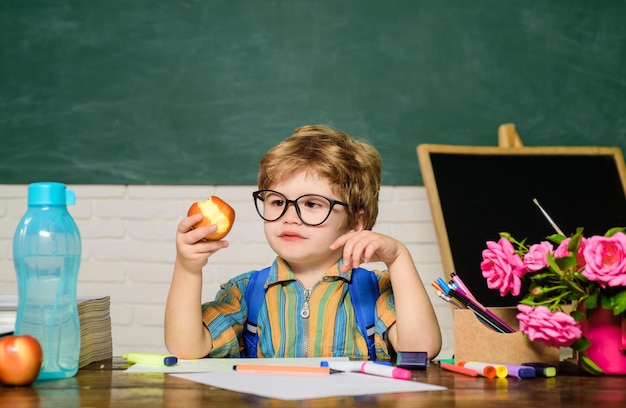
left=0, top=335, right=43, bottom=386
left=188, top=196, right=236, bottom=240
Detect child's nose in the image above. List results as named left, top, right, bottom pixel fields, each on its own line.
left=282, top=203, right=301, bottom=223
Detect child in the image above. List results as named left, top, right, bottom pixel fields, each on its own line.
left=164, top=124, right=441, bottom=360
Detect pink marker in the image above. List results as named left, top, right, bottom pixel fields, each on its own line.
left=360, top=362, right=412, bottom=380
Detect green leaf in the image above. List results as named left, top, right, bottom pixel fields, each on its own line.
left=605, top=227, right=625, bottom=237
left=571, top=336, right=591, bottom=352
left=570, top=309, right=584, bottom=322
left=601, top=295, right=613, bottom=309
left=579, top=355, right=604, bottom=375
left=567, top=228, right=585, bottom=252
left=585, top=292, right=598, bottom=310
left=553, top=254, right=576, bottom=272
left=611, top=290, right=626, bottom=315
left=547, top=233, right=566, bottom=244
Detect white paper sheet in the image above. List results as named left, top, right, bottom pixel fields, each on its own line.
left=171, top=371, right=446, bottom=400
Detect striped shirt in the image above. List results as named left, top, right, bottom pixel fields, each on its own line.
left=202, top=257, right=396, bottom=360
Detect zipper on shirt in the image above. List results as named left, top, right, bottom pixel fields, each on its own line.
left=299, top=281, right=319, bottom=357
left=301, top=288, right=311, bottom=318
left=302, top=287, right=311, bottom=357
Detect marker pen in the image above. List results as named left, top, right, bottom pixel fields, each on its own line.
left=436, top=277, right=451, bottom=294
left=497, top=363, right=536, bottom=379
left=466, top=362, right=508, bottom=378
left=320, top=361, right=409, bottom=380
left=396, top=351, right=429, bottom=370
left=440, top=362, right=479, bottom=377
left=450, top=273, right=474, bottom=301
left=122, top=352, right=178, bottom=366
left=360, top=362, right=412, bottom=380
left=521, top=362, right=557, bottom=377
left=320, top=360, right=391, bottom=372
left=233, top=364, right=334, bottom=375
left=458, top=362, right=496, bottom=379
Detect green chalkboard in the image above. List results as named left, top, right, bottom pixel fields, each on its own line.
left=1, top=1, right=625, bottom=185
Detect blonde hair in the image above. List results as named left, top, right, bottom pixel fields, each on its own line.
left=257, top=125, right=382, bottom=231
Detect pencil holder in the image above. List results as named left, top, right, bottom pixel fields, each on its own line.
left=453, top=307, right=560, bottom=368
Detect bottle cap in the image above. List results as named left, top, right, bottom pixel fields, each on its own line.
left=28, top=182, right=76, bottom=206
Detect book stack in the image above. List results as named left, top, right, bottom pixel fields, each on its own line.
left=75, top=295, right=113, bottom=367
left=0, top=295, right=112, bottom=368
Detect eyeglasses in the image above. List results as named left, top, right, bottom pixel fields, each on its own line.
left=252, top=190, right=348, bottom=226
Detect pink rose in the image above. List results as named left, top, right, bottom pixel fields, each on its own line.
left=516, top=304, right=582, bottom=348
left=523, top=241, right=554, bottom=272
left=554, top=238, right=571, bottom=258
left=481, top=238, right=525, bottom=296
left=554, top=237, right=588, bottom=270
left=582, top=232, right=626, bottom=288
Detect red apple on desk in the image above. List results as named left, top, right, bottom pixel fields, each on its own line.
left=188, top=196, right=236, bottom=240
left=0, top=335, right=43, bottom=386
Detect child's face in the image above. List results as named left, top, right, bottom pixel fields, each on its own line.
left=262, top=170, right=351, bottom=272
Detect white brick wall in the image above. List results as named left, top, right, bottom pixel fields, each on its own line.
left=0, top=184, right=453, bottom=359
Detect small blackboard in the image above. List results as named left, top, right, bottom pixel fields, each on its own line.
left=418, top=143, right=626, bottom=307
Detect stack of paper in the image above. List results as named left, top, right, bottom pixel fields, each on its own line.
left=0, top=295, right=112, bottom=368
left=76, top=295, right=113, bottom=367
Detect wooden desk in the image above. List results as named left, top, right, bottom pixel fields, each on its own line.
left=1, top=358, right=625, bottom=407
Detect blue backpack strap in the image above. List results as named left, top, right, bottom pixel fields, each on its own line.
left=242, top=266, right=271, bottom=358
left=349, top=267, right=380, bottom=361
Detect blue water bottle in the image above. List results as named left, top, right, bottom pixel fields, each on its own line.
left=13, top=182, right=81, bottom=380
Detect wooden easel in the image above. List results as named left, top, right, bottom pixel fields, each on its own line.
left=417, top=124, right=626, bottom=306
left=497, top=123, right=524, bottom=147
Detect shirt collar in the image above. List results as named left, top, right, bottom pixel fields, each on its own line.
left=266, top=257, right=353, bottom=286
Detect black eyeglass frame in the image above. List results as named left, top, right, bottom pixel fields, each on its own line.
left=252, top=189, right=348, bottom=226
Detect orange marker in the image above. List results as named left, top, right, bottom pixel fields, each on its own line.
left=440, top=362, right=479, bottom=377
left=232, top=364, right=335, bottom=375
left=458, top=362, right=497, bottom=378
left=467, top=361, right=508, bottom=378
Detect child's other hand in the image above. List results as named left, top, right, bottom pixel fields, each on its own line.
left=175, top=213, right=229, bottom=273
left=330, top=230, right=405, bottom=273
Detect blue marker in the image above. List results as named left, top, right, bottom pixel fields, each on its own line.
left=436, top=277, right=451, bottom=294
left=498, top=363, right=536, bottom=379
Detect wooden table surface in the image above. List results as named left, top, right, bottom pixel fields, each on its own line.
left=1, top=358, right=625, bottom=407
